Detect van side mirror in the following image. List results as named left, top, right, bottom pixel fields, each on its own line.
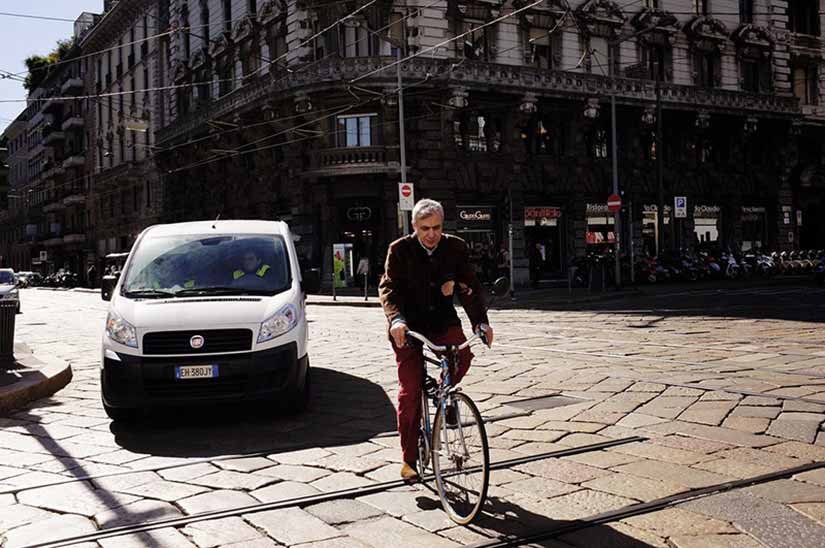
left=301, top=268, right=321, bottom=294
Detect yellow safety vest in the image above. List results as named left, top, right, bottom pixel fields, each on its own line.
left=233, top=264, right=270, bottom=280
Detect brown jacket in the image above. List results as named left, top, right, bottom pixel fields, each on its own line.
left=378, top=233, right=488, bottom=335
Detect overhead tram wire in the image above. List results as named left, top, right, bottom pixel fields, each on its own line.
left=8, top=2, right=436, bottom=197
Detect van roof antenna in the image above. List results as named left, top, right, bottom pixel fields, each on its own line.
left=212, top=214, right=221, bottom=229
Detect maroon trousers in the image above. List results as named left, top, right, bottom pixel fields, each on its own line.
left=391, top=325, right=473, bottom=464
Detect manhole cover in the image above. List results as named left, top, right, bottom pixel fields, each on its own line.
left=505, top=394, right=589, bottom=411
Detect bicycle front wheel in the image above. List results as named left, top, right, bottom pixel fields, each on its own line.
left=432, top=391, right=490, bottom=525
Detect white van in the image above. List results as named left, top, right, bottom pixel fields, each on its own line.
left=100, top=220, right=320, bottom=421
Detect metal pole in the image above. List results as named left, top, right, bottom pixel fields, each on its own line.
left=397, top=47, right=410, bottom=236
left=655, top=80, right=665, bottom=258
left=629, top=200, right=635, bottom=284
left=332, top=264, right=336, bottom=301
left=364, top=262, right=369, bottom=301
left=508, top=223, right=515, bottom=301
left=611, top=95, right=621, bottom=288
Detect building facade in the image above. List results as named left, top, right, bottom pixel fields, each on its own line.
left=81, top=0, right=170, bottom=265
left=3, top=0, right=825, bottom=286
left=154, top=0, right=825, bottom=286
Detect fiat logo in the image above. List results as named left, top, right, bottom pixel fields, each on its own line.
left=190, top=335, right=205, bottom=349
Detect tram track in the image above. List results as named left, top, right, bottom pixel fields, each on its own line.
left=25, top=437, right=646, bottom=548
left=0, top=410, right=533, bottom=497
left=467, top=460, right=825, bottom=548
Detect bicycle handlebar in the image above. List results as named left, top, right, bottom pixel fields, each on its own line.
left=406, top=329, right=485, bottom=352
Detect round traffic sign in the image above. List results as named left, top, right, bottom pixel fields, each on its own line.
left=401, top=184, right=412, bottom=198
left=607, top=193, right=621, bottom=213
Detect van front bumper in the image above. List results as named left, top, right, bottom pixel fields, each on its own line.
left=101, top=342, right=306, bottom=408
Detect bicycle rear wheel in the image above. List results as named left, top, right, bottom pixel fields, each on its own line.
left=432, top=391, right=489, bottom=525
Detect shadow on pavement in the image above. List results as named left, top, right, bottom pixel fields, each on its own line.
left=110, top=367, right=397, bottom=458
left=415, top=494, right=655, bottom=547
left=506, top=279, right=825, bottom=324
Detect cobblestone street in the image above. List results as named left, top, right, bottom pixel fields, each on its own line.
left=2, top=286, right=825, bottom=547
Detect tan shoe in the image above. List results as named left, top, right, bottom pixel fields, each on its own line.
left=400, top=462, right=419, bottom=481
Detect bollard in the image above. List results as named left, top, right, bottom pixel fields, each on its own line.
left=0, top=301, right=16, bottom=367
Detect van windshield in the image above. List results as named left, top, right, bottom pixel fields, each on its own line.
left=0, top=272, right=14, bottom=285
left=121, top=234, right=291, bottom=298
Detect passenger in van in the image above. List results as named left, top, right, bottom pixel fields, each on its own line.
left=232, top=250, right=273, bottom=288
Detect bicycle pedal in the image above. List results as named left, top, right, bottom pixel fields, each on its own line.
left=424, top=375, right=439, bottom=397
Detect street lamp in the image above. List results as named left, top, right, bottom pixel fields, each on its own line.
left=583, top=98, right=600, bottom=119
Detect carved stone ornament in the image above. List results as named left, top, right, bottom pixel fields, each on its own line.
left=732, top=23, right=773, bottom=59
left=259, top=0, right=287, bottom=25
left=209, top=33, right=233, bottom=59
left=685, top=16, right=728, bottom=44
left=172, top=60, right=190, bottom=83
left=632, top=8, right=680, bottom=37
left=233, top=14, right=258, bottom=43
left=577, top=0, right=626, bottom=36
left=190, top=48, right=211, bottom=71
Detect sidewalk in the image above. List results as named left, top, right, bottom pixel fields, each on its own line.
left=0, top=344, right=73, bottom=415
left=306, top=286, right=638, bottom=308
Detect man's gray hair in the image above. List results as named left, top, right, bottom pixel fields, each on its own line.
left=412, top=199, right=444, bottom=224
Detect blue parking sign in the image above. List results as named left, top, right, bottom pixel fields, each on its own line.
left=675, top=196, right=687, bottom=218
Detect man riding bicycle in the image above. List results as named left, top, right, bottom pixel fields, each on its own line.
left=379, top=198, right=494, bottom=481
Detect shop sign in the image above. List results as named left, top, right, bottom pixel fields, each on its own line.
left=346, top=206, right=372, bottom=223
left=39, top=251, right=48, bottom=261
left=524, top=207, right=561, bottom=226
left=457, top=206, right=495, bottom=226
left=694, top=205, right=721, bottom=218
left=586, top=203, right=609, bottom=215
left=642, top=205, right=672, bottom=214
left=783, top=205, right=792, bottom=225
left=742, top=206, right=766, bottom=222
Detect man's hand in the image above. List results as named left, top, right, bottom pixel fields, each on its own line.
left=390, top=321, right=408, bottom=348
left=441, top=280, right=455, bottom=296
left=476, top=324, right=494, bottom=348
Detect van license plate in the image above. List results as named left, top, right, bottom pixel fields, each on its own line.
left=176, top=365, right=218, bottom=380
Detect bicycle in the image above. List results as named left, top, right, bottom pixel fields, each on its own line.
left=405, top=327, right=491, bottom=525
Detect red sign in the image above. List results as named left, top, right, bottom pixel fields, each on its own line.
left=607, top=193, right=622, bottom=213
left=525, top=207, right=562, bottom=220
left=400, top=184, right=412, bottom=198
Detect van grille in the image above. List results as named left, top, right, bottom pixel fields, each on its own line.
left=143, top=329, right=253, bottom=355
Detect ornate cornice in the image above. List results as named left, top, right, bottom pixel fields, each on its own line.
left=209, top=33, right=234, bottom=59
left=685, top=16, right=728, bottom=43
left=733, top=24, right=773, bottom=59
left=577, top=0, right=626, bottom=30
left=632, top=8, right=680, bottom=38
left=259, top=0, right=288, bottom=25
left=173, top=60, right=190, bottom=83
left=233, top=14, right=259, bottom=43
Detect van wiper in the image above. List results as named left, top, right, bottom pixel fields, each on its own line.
left=175, top=286, right=246, bottom=297
left=124, top=288, right=176, bottom=299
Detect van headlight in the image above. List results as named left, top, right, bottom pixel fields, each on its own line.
left=3, top=289, right=17, bottom=300
left=258, top=304, right=298, bottom=343
left=106, top=308, right=138, bottom=348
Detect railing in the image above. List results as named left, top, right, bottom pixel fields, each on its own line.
left=43, top=131, right=66, bottom=147
left=62, top=155, right=86, bottom=169
left=159, top=57, right=802, bottom=144
left=315, top=147, right=388, bottom=168
left=60, top=77, right=84, bottom=95
left=61, top=116, right=85, bottom=132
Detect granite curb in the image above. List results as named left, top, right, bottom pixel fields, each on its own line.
left=0, top=348, right=73, bottom=416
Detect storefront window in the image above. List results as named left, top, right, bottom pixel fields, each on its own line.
left=642, top=205, right=670, bottom=256
left=525, top=207, right=564, bottom=275
left=456, top=206, right=497, bottom=283
left=694, top=205, right=721, bottom=245
left=741, top=206, right=766, bottom=252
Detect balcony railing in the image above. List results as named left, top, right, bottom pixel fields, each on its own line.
left=62, top=155, right=86, bottom=169
left=60, top=78, right=84, bottom=95
left=43, top=131, right=66, bottom=147
left=63, top=233, right=86, bottom=245
left=304, top=146, right=394, bottom=177
left=61, top=117, right=85, bottom=132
